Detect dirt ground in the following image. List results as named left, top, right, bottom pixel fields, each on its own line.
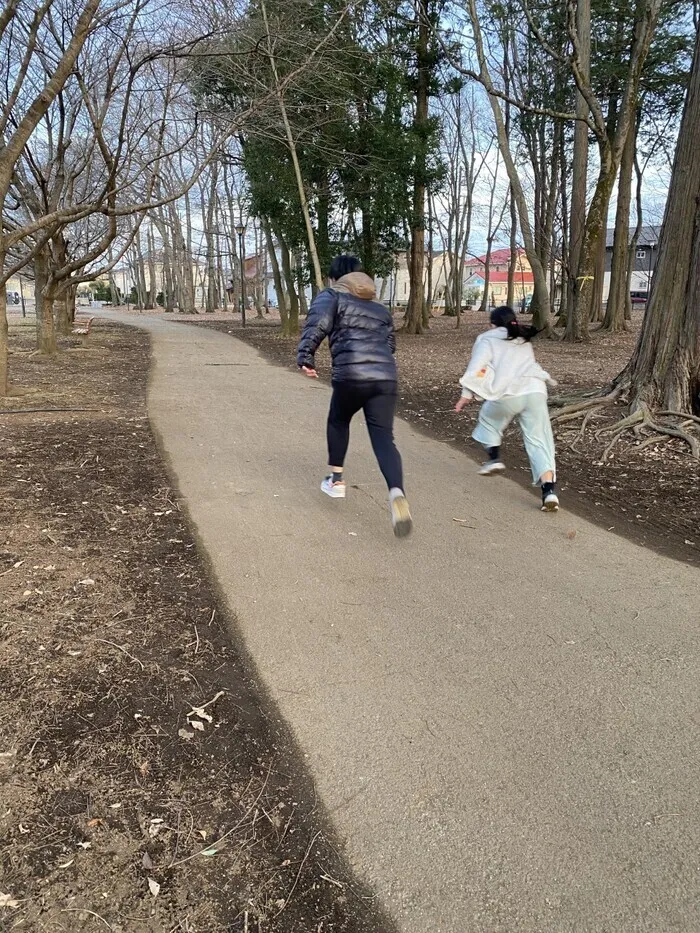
left=185, top=310, right=700, bottom=569
left=0, top=323, right=396, bottom=933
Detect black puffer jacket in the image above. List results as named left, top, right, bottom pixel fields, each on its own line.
left=296, top=273, right=397, bottom=383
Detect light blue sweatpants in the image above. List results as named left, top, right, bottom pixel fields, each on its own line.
left=472, top=392, right=556, bottom=484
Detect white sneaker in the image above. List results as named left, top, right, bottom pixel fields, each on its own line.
left=541, top=491, right=560, bottom=512
left=479, top=460, right=506, bottom=476
left=390, top=492, right=413, bottom=538
left=321, top=476, right=346, bottom=499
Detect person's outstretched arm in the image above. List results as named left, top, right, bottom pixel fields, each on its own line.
left=454, top=335, right=492, bottom=411
left=296, top=289, right=338, bottom=377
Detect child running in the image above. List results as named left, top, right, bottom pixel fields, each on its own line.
left=454, top=305, right=560, bottom=512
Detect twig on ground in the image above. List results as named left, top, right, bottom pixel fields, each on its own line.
left=93, top=638, right=145, bottom=670
left=168, top=761, right=272, bottom=869
left=61, top=907, right=113, bottom=930
left=275, top=830, right=322, bottom=916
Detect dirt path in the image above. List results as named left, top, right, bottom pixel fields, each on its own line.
left=99, top=311, right=700, bottom=933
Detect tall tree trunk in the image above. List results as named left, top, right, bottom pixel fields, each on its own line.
left=567, top=0, right=661, bottom=341
left=479, top=236, right=495, bottom=314
left=507, top=193, right=517, bottom=308
left=424, top=194, right=434, bottom=327
left=468, top=0, right=551, bottom=332
left=260, top=0, right=323, bottom=290
left=183, top=190, right=196, bottom=311
left=604, top=114, right=638, bottom=331
left=205, top=165, right=219, bottom=313
left=566, top=0, right=590, bottom=337
left=275, top=222, right=299, bottom=335
left=67, top=286, right=76, bottom=324
left=558, top=129, right=570, bottom=326
left=156, top=209, right=175, bottom=312
left=296, top=255, right=309, bottom=317
left=404, top=0, right=430, bottom=334
left=263, top=217, right=285, bottom=312
left=134, top=236, right=148, bottom=310
left=0, top=257, right=8, bottom=396
left=146, top=224, right=156, bottom=309
left=616, top=27, right=700, bottom=412
left=263, top=216, right=287, bottom=329
left=217, top=202, right=227, bottom=312
left=589, top=224, right=607, bottom=322
left=254, top=223, right=264, bottom=317
left=55, top=291, right=71, bottom=335
left=625, top=154, right=646, bottom=322
left=35, top=251, right=57, bottom=355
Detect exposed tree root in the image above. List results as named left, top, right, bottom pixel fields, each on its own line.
left=549, top=385, right=623, bottom=421
left=551, top=390, right=700, bottom=460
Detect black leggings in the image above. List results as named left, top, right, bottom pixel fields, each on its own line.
left=327, top=380, right=404, bottom=491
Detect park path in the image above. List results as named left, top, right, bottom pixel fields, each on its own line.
left=103, top=312, right=700, bottom=932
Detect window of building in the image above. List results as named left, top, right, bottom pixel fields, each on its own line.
left=636, top=249, right=646, bottom=259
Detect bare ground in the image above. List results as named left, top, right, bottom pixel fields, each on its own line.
left=186, top=310, right=700, bottom=569
left=0, top=323, right=396, bottom=933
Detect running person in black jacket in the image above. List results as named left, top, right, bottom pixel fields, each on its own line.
left=297, top=255, right=412, bottom=537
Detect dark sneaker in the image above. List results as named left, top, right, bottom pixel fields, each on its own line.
left=541, top=489, right=560, bottom=512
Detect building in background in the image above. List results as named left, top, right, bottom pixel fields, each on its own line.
left=603, top=226, right=660, bottom=301
left=463, top=269, right=535, bottom=306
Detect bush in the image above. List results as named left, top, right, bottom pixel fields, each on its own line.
left=93, top=282, right=112, bottom=302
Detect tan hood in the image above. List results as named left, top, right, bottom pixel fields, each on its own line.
left=333, top=272, right=377, bottom=300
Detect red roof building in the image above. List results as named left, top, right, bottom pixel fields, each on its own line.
left=465, top=247, right=530, bottom=275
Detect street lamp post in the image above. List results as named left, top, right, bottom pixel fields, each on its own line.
left=235, top=223, right=247, bottom=327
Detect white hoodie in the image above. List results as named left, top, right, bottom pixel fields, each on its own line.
left=459, top=328, right=556, bottom=401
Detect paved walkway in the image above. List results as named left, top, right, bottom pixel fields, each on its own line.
left=103, top=313, right=700, bottom=932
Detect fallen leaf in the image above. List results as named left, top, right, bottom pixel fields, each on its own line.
left=178, top=728, right=194, bottom=741
left=109, top=803, right=122, bottom=810
left=87, top=818, right=102, bottom=827
left=77, top=842, right=92, bottom=850
left=197, top=830, right=207, bottom=840
left=142, top=852, right=154, bottom=871
left=189, top=719, right=205, bottom=732
left=0, top=893, right=19, bottom=909
left=59, top=859, right=74, bottom=869
left=78, top=579, right=95, bottom=586
left=202, top=847, right=219, bottom=857
left=148, top=878, right=160, bottom=897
